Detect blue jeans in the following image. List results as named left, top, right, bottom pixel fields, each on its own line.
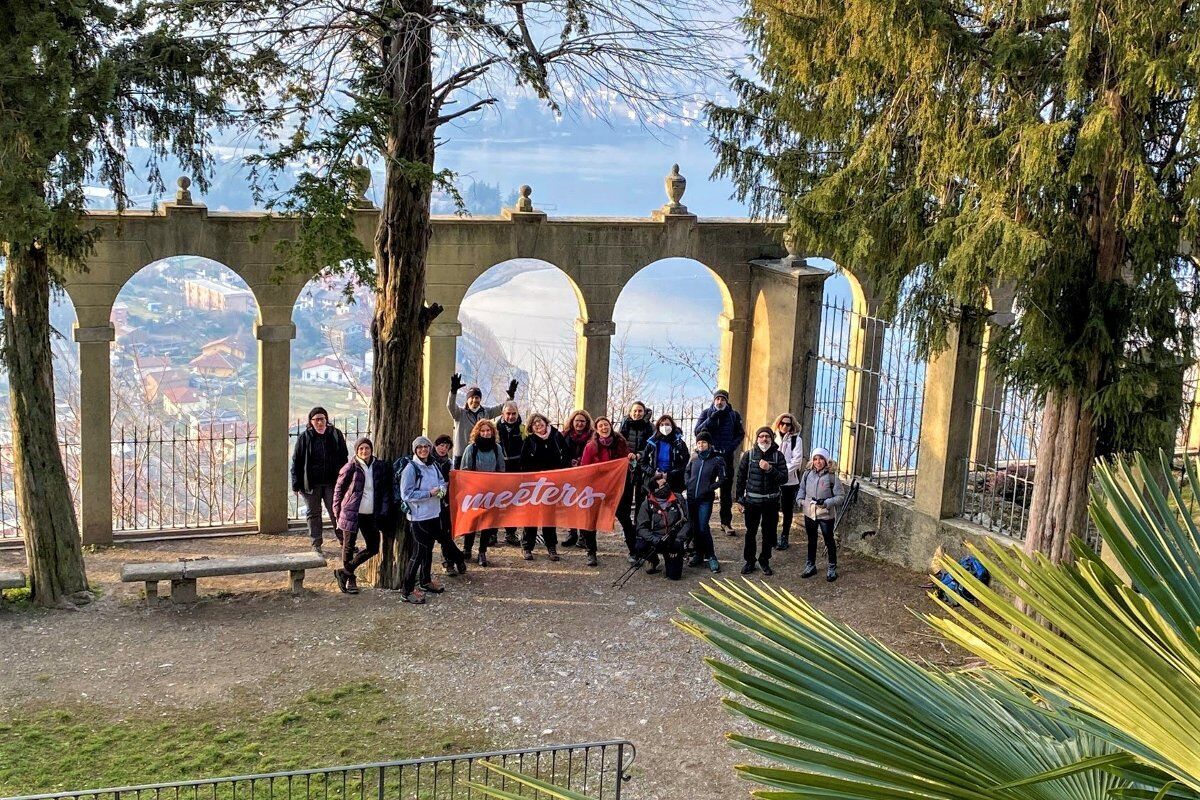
left=687, top=498, right=715, bottom=559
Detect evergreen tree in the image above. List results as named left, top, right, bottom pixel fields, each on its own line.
left=172, top=0, right=731, bottom=586
left=709, top=0, right=1200, bottom=561
left=0, top=0, right=277, bottom=606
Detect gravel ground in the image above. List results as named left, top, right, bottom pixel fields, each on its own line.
left=0, top=528, right=963, bottom=799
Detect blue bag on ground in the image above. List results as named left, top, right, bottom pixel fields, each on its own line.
left=936, top=555, right=990, bottom=605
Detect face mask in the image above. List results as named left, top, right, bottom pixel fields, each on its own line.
left=659, top=425, right=672, bottom=435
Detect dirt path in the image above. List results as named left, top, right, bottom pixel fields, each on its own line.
left=0, top=531, right=961, bottom=799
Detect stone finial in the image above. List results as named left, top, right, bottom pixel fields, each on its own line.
left=515, top=185, right=534, bottom=213
left=653, top=164, right=694, bottom=220
left=175, top=176, right=193, bottom=205
left=350, top=154, right=374, bottom=209
left=783, top=230, right=800, bottom=259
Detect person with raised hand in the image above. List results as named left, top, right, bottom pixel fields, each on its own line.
left=447, top=373, right=517, bottom=468
left=734, top=426, right=788, bottom=576
left=694, top=389, right=746, bottom=537
left=800, top=447, right=845, bottom=582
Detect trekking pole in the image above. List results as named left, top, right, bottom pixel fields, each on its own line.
left=612, top=556, right=647, bottom=590
left=831, top=479, right=861, bottom=547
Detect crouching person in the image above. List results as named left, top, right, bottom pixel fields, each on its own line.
left=634, top=471, right=690, bottom=579
left=397, top=436, right=449, bottom=604
left=331, top=437, right=391, bottom=594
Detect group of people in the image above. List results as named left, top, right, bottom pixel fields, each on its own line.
left=289, top=378, right=846, bottom=606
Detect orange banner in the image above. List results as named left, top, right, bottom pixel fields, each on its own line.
left=449, top=460, right=629, bottom=536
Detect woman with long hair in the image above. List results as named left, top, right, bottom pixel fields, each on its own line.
left=578, top=415, right=633, bottom=567
left=773, top=412, right=806, bottom=551
left=459, top=418, right=506, bottom=567
left=560, top=409, right=594, bottom=549
left=519, top=412, right=570, bottom=560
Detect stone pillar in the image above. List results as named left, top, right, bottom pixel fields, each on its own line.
left=840, top=314, right=887, bottom=478
left=255, top=322, right=295, bottom=535
left=914, top=310, right=985, bottom=520
left=423, top=321, right=461, bottom=436
left=75, top=323, right=114, bottom=546
left=718, top=313, right=750, bottom=418
left=575, top=319, right=616, bottom=416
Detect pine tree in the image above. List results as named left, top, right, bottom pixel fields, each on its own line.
left=173, top=0, right=732, bottom=586
left=0, top=0, right=278, bottom=606
left=709, top=0, right=1200, bottom=562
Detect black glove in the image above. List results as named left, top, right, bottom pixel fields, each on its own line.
left=815, top=498, right=826, bottom=507
left=507, top=379, right=518, bottom=399
left=450, top=373, right=464, bottom=393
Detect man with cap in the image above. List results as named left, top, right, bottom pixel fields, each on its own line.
left=694, top=389, right=746, bottom=536
left=735, top=426, right=788, bottom=576
left=448, top=373, right=518, bottom=468
left=800, top=447, right=845, bottom=581
left=290, top=406, right=349, bottom=554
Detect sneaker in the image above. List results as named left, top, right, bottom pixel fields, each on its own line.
left=802, top=563, right=817, bottom=579
left=740, top=562, right=755, bottom=575
left=775, top=536, right=790, bottom=551
left=523, top=550, right=534, bottom=561
left=760, top=561, right=774, bottom=577
left=402, top=590, right=426, bottom=604
left=477, top=553, right=490, bottom=567
left=345, top=573, right=361, bottom=594
left=420, top=581, right=445, bottom=594
left=688, top=553, right=703, bottom=568
left=708, top=557, right=721, bottom=574
left=443, top=561, right=458, bottom=576
left=586, top=553, right=598, bottom=567
left=827, top=565, right=838, bottom=582
left=627, top=554, right=638, bottom=565
left=547, top=550, right=561, bottom=562
left=333, top=568, right=350, bottom=593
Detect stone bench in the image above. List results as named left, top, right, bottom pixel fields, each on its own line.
left=0, top=570, right=26, bottom=591
left=120, top=552, right=327, bottom=603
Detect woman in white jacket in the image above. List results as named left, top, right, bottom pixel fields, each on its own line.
left=773, top=412, right=805, bottom=551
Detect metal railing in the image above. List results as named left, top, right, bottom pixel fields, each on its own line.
left=287, top=416, right=369, bottom=520
left=2, top=741, right=636, bottom=800
left=0, top=439, right=81, bottom=540
left=959, top=380, right=1041, bottom=541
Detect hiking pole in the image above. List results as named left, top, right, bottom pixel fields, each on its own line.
left=612, top=555, right=647, bottom=590
left=831, top=479, right=861, bottom=547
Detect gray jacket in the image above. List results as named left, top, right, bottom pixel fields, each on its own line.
left=460, top=442, right=507, bottom=472
left=447, top=392, right=504, bottom=457
left=800, top=467, right=845, bottom=520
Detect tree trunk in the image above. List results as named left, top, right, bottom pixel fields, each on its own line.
left=2, top=245, right=89, bottom=607
left=363, top=0, right=441, bottom=588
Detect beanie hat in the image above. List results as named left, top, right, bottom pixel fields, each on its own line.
left=466, top=386, right=483, bottom=399
left=713, top=389, right=730, bottom=401
left=811, top=446, right=831, bottom=460
left=696, top=431, right=712, bottom=444
left=353, top=436, right=373, bottom=452
left=412, top=435, right=433, bottom=452
left=755, top=426, right=775, bottom=440
left=308, top=406, right=328, bottom=422
left=434, top=434, right=454, bottom=448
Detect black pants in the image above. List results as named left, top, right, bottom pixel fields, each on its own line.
left=743, top=501, right=779, bottom=565
left=402, top=518, right=438, bottom=594
left=780, top=484, right=800, bottom=541
left=805, top=515, right=837, bottom=566
left=342, top=514, right=381, bottom=575
left=523, top=526, right=558, bottom=552
left=578, top=529, right=597, bottom=555
left=437, top=507, right=464, bottom=568
left=718, top=451, right=737, bottom=527
left=617, top=474, right=643, bottom=554
left=462, top=529, right=495, bottom=557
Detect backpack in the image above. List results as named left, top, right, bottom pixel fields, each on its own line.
left=936, top=555, right=991, bottom=606
left=392, top=456, right=420, bottom=516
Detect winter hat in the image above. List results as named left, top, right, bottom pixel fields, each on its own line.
left=754, top=426, right=775, bottom=440
left=353, top=436, right=373, bottom=453
left=811, top=447, right=831, bottom=460
left=308, top=406, right=328, bottom=422
left=412, top=435, right=433, bottom=452
left=434, top=434, right=454, bottom=448
left=713, top=389, right=730, bottom=401
left=466, top=386, right=483, bottom=399
left=696, top=431, right=712, bottom=444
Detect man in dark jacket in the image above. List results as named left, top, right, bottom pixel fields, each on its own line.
left=494, top=402, right=526, bottom=546
left=290, top=406, right=349, bottom=553
left=683, top=431, right=725, bottom=573
left=694, top=389, right=746, bottom=536
left=735, top=426, right=788, bottom=576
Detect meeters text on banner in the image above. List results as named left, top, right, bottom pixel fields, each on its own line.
left=449, top=460, right=628, bottom=536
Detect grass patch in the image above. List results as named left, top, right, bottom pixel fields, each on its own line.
left=0, top=681, right=488, bottom=796
left=0, top=587, right=31, bottom=608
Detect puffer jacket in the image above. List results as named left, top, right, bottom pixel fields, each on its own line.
left=495, top=418, right=526, bottom=471
left=735, top=444, right=788, bottom=505
left=620, top=416, right=654, bottom=456
left=635, top=492, right=690, bottom=550
left=801, top=467, right=845, bottom=520
left=684, top=449, right=726, bottom=502
left=694, top=405, right=746, bottom=454
left=461, top=442, right=507, bottom=472
left=778, top=432, right=806, bottom=486
left=639, top=432, right=690, bottom=491
left=520, top=428, right=571, bottom=471
left=332, top=456, right=393, bottom=533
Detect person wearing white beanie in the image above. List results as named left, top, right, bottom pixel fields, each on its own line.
left=800, top=446, right=844, bottom=581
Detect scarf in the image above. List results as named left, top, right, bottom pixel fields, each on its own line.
left=475, top=436, right=496, bottom=452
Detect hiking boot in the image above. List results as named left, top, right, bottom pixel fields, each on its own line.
left=420, top=580, right=445, bottom=594
left=443, top=561, right=458, bottom=576
left=688, top=553, right=703, bottom=568
left=486, top=531, right=498, bottom=547
left=463, top=547, right=473, bottom=562
left=586, top=553, right=598, bottom=567
left=760, top=561, right=774, bottom=577
left=334, top=568, right=350, bottom=593
left=802, top=562, right=817, bottom=578
left=561, top=531, right=579, bottom=548
left=708, top=557, right=721, bottom=574
left=827, top=565, right=838, bottom=582
left=505, top=531, right=522, bottom=546
left=523, top=550, right=534, bottom=561
left=477, top=553, right=490, bottom=567
left=456, top=559, right=468, bottom=574
left=775, top=534, right=789, bottom=551
left=345, top=573, right=361, bottom=594
left=312, top=543, right=325, bottom=557
left=402, top=590, right=426, bottom=604
left=547, top=550, right=561, bottom=562
left=740, top=562, right=755, bottom=575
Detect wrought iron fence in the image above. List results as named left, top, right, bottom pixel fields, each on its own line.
left=0, top=439, right=81, bottom=540
left=288, top=416, right=368, bottom=520
left=806, top=298, right=927, bottom=498
left=2, top=741, right=636, bottom=800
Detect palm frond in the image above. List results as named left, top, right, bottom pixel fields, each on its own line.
left=464, top=761, right=600, bottom=800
